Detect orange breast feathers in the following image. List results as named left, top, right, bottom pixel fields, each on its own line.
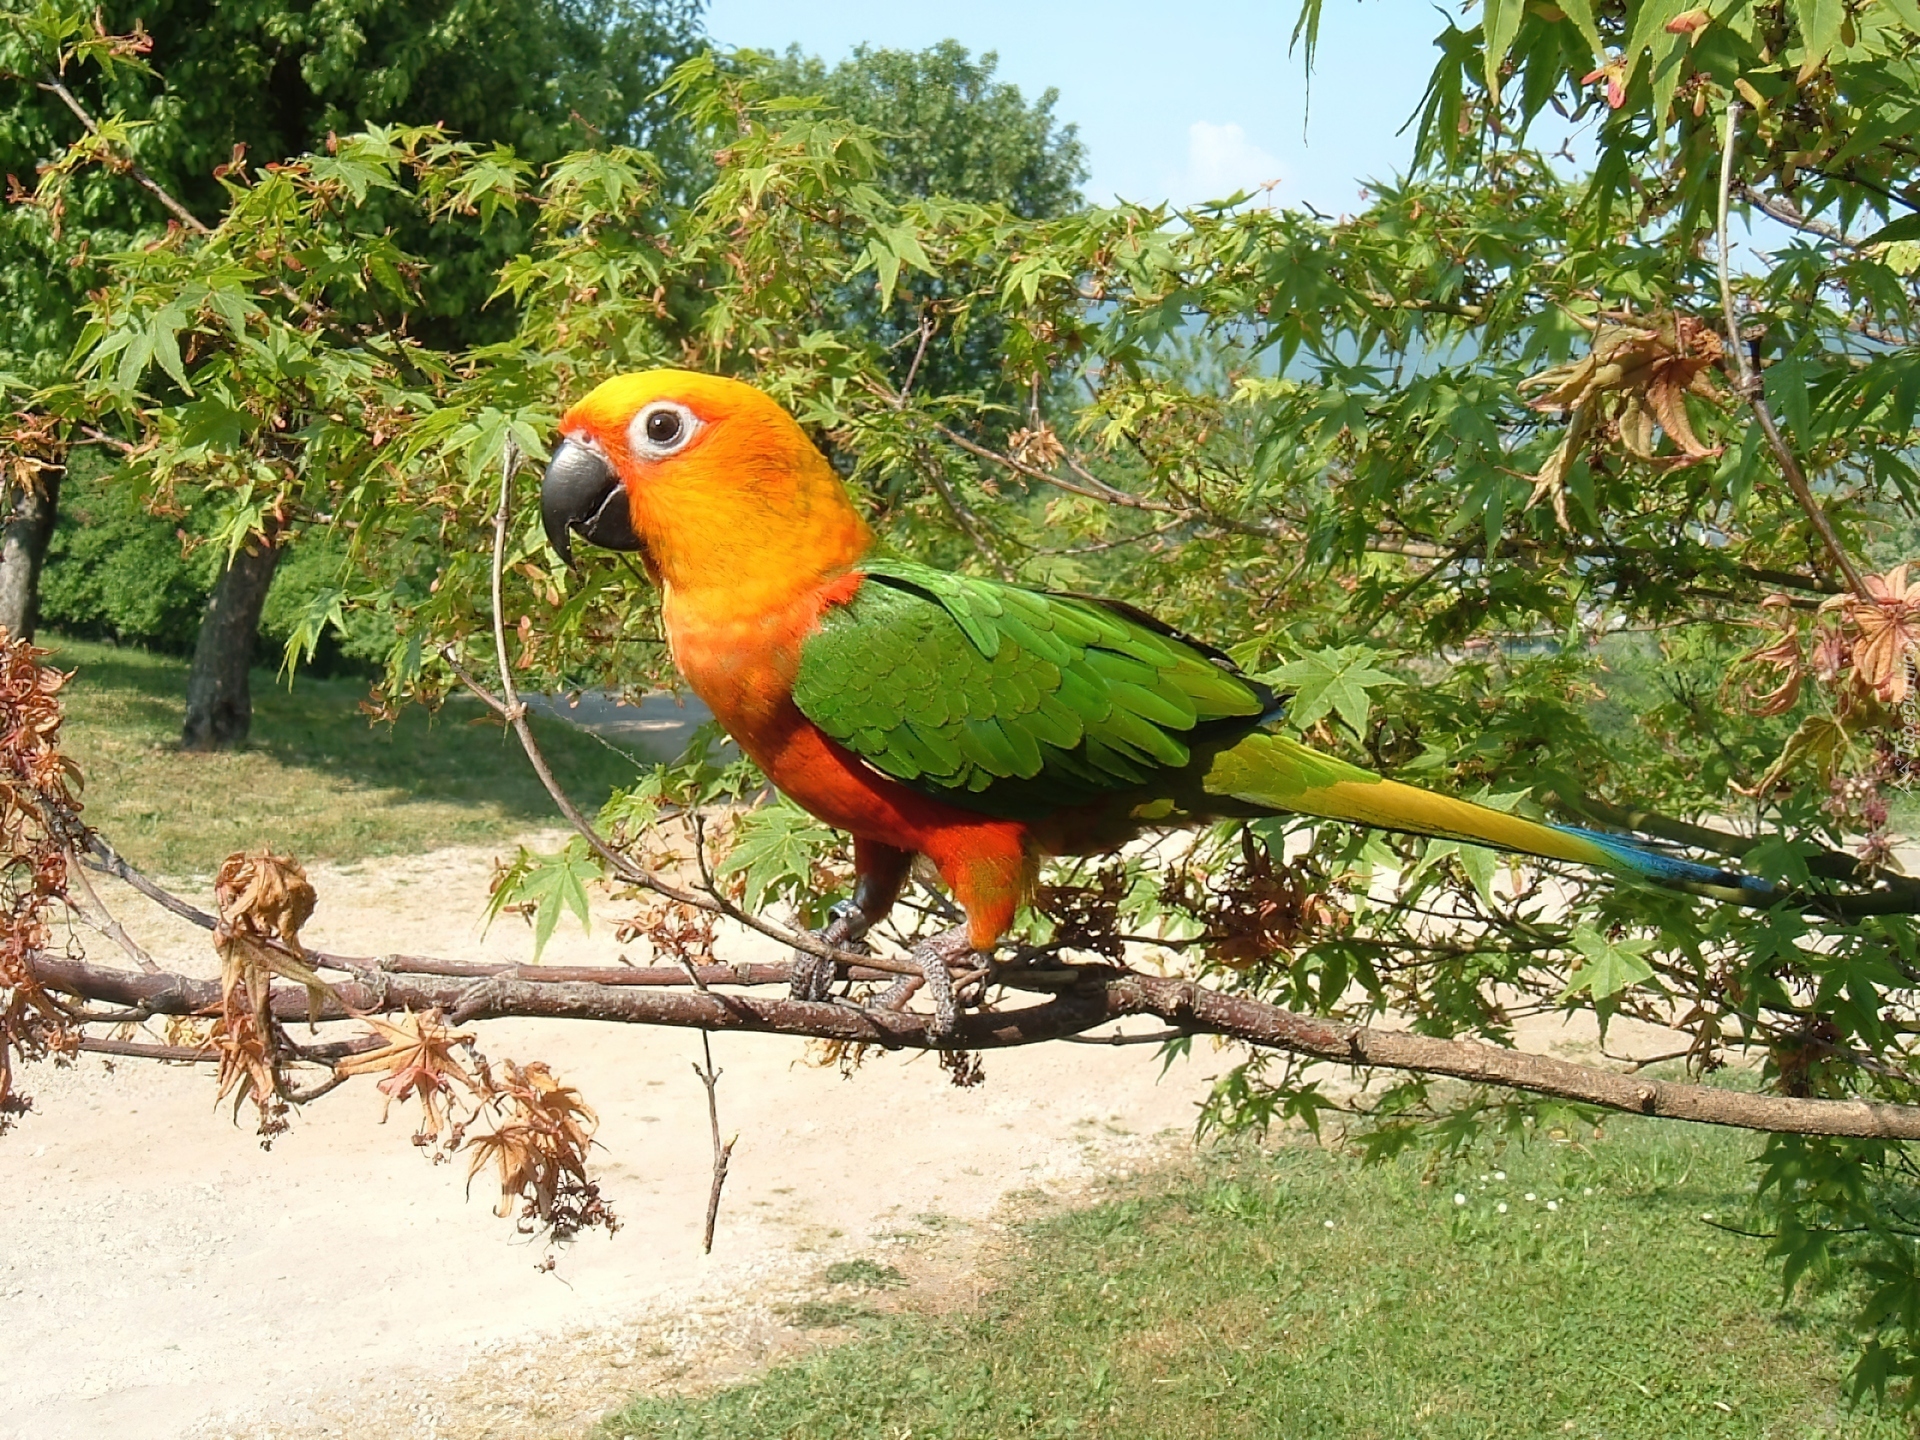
left=666, top=574, right=1034, bottom=949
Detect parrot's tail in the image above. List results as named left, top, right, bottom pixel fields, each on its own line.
left=1202, top=731, right=1770, bottom=898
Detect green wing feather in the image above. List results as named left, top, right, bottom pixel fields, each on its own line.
left=793, top=559, right=1273, bottom=819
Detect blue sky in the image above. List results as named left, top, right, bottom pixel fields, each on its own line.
left=701, top=1, right=1453, bottom=213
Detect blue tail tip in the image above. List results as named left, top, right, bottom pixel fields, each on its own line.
left=1551, top=824, right=1774, bottom=894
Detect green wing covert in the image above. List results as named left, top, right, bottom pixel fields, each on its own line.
left=791, top=558, right=1275, bottom=819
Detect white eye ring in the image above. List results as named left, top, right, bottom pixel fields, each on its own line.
left=629, top=401, right=701, bottom=459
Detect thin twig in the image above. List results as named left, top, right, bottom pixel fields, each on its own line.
left=74, top=1037, right=208, bottom=1063
left=39, top=77, right=208, bottom=234
left=63, top=848, right=158, bottom=972
left=1715, top=98, right=1872, bottom=601
left=920, top=445, right=1016, bottom=578
left=1734, top=183, right=1852, bottom=247
left=897, top=313, right=935, bottom=406
left=1059, top=1026, right=1195, bottom=1047
left=77, top=425, right=137, bottom=455
left=693, top=1031, right=735, bottom=1253
left=82, top=832, right=219, bottom=930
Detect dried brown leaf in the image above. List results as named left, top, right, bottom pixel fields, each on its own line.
left=462, top=1060, right=614, bottom=1238
left=1520, top=312, right=1725, bottom=487
left=1847, top=565, right=1920, bottom=705
left=214, top=850, right=315, bottom=955
left=335, top=1008, right=477, bottom=1134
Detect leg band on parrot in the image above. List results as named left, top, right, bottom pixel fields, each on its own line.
left=791, top=898, right=872, bottom=1003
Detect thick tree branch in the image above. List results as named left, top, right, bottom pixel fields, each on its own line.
left=28, top=952, right=1920, bottom=1141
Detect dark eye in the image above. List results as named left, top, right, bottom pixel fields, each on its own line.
left=630, top=400, right=699, bottom=457
left=645, top=408, right=683, bottom=446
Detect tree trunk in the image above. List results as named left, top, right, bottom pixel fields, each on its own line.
left=181, top=535, right=283, bottom=751
left=0, top=467, right=62, bottom=642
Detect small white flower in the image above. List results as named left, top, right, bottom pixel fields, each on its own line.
left=1494, top=1171, right=1507, bottom=1181
left=1324, top=1219, right=1335, bottom=1229
left=1525, top=1192, right=1537, bottom=1202
left=1454, top=1192, right=1467, bottom=1206
left=1701, top=1213, right=1715, bottom=1222
left=1497, top=1202, right=1509, bottom=1214
left=1583, top=1187, right=1593, bottom=1196
left=1479, top=1174, right=1489, bottom=1182
left=1547, top=1200, right=1559, bottom=1212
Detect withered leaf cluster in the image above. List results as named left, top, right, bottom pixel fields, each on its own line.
left=327, top=1007, right=615, bottom=1239
left=73, top=831, right=624, bottom=1239
left=1735, top=566, right=1920, bottom=861
left=462, top=1059, right=616, bottom=1238
left=616, top=899, right=717, bottom=967
left=0, top=411, right=66, bottom=510
left=0, top=637, right=83, bottom=1124
left=209, top=849, right=330, bottom=1137
left=1034, top=865, right=1133, bottom=961
left=1519, top=311, right=1726, bottom=528
left=337, top=1007, right=478, bottom=1136
left=1741, top=565, right=1920, bottom=721
left=1195, top=834, right=1347, bottom=973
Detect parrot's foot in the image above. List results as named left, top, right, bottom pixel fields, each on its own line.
left=869, top=926, right=975, bottom=1038
left=790, top=899, right=871, bottom=1003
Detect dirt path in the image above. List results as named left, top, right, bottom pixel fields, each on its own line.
left=3, top=837, right=1220, bottom=1440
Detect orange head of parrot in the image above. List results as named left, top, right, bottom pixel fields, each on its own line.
left=541, top=370, right=872, bottom=604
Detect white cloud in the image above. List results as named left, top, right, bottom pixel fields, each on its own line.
left=1181, top=121, right=1284, bottom=204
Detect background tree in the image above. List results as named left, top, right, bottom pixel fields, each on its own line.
left=755, top=42, right=1087, bottom=437
left=0, top=0, right=702, bottom=741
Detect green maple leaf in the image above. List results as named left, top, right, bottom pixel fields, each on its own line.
left=484, top=838, right=598, bottom=959
left=1561, top=924, right=1656, bottom=1002
left=1264, top=646, right=1402, bottom=736
left=720, top=799, right=836, bottom=917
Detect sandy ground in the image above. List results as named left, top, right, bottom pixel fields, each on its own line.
left=4, top=836, right=1223, bottom=1440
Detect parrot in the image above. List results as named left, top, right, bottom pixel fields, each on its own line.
left=539, top=369, right=1766, bottom=1032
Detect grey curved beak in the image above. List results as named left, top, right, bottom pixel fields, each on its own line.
left=540, top=438, right=640, bottom=566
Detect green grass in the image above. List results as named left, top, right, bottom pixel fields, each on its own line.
left=49, top=635, right=658, bottom=876
left=602, top=1120, right=1900, bottom=1440
left=822, top=1259, right=908, bottom=1290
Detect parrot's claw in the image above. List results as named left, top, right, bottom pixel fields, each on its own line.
left=790, top=899, right=871, bottom=1003
left=868, top=926, right=973, bottom=1039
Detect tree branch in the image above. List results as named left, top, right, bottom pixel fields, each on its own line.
left=1716, top=99, right=1872, bottom=601
left=1734, top=182, right=1853, bottom=248
left=29, top=952, right=1920, bottom=1141
left=38, top=77, right=209, bottom=234
left=916, top=409, right=1289, bottom=544
left=692, top=1031, right=734, bottom=1254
